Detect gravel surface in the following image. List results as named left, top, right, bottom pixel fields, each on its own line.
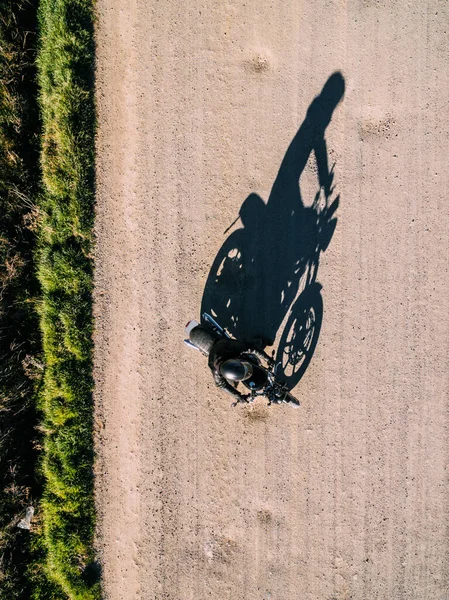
left=94, top=1, right=449, bottom=598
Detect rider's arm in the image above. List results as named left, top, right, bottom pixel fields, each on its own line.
left=213, top=370, right=246, bottom=400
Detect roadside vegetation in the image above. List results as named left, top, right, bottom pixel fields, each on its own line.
left=1, top=0, right=98, bottom=598
left=0, top=1, right=42, bottom=597
left=35, top=0, right=98, bottom=597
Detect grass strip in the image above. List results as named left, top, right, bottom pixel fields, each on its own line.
left=35, top=0, right=99, bottom=597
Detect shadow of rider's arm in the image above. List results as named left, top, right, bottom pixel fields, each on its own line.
left=315, top=136, right=333, bottom=196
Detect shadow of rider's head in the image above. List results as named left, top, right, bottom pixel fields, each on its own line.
left=307, top=72, right=345, bottom=129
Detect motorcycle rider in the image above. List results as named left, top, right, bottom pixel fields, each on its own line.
left=208, top=336, right=274, bottom=405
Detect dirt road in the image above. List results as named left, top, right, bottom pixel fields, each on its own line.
left=94, top=1, right=449, bottom=598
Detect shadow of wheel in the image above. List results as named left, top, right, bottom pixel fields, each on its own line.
left=200, top=229, right=247, bottom=338
left=276, top=283, right=323, bottom=390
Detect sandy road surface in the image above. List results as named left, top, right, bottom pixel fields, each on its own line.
left=94, top=1, right=449, bottom=599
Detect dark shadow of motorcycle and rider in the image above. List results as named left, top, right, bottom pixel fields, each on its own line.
left=201, top=72, right=345, bottom=390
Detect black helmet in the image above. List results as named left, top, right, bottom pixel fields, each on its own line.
left=220, top=359, right=253, bottom=382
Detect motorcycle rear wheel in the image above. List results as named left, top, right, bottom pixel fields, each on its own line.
left=189, top=325, right=218, bottom=355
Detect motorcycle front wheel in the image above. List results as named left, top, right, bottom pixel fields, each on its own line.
left=284, top=391, right=300, bottom=407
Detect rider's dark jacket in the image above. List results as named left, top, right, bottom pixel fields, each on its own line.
left=208, top=338, right=271, bottom=400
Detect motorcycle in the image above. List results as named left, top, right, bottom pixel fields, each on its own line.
left=184, top=313, right=300, bottom=408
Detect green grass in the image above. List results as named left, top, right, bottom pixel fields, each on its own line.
left=34, top=0, right=99, bottom=597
